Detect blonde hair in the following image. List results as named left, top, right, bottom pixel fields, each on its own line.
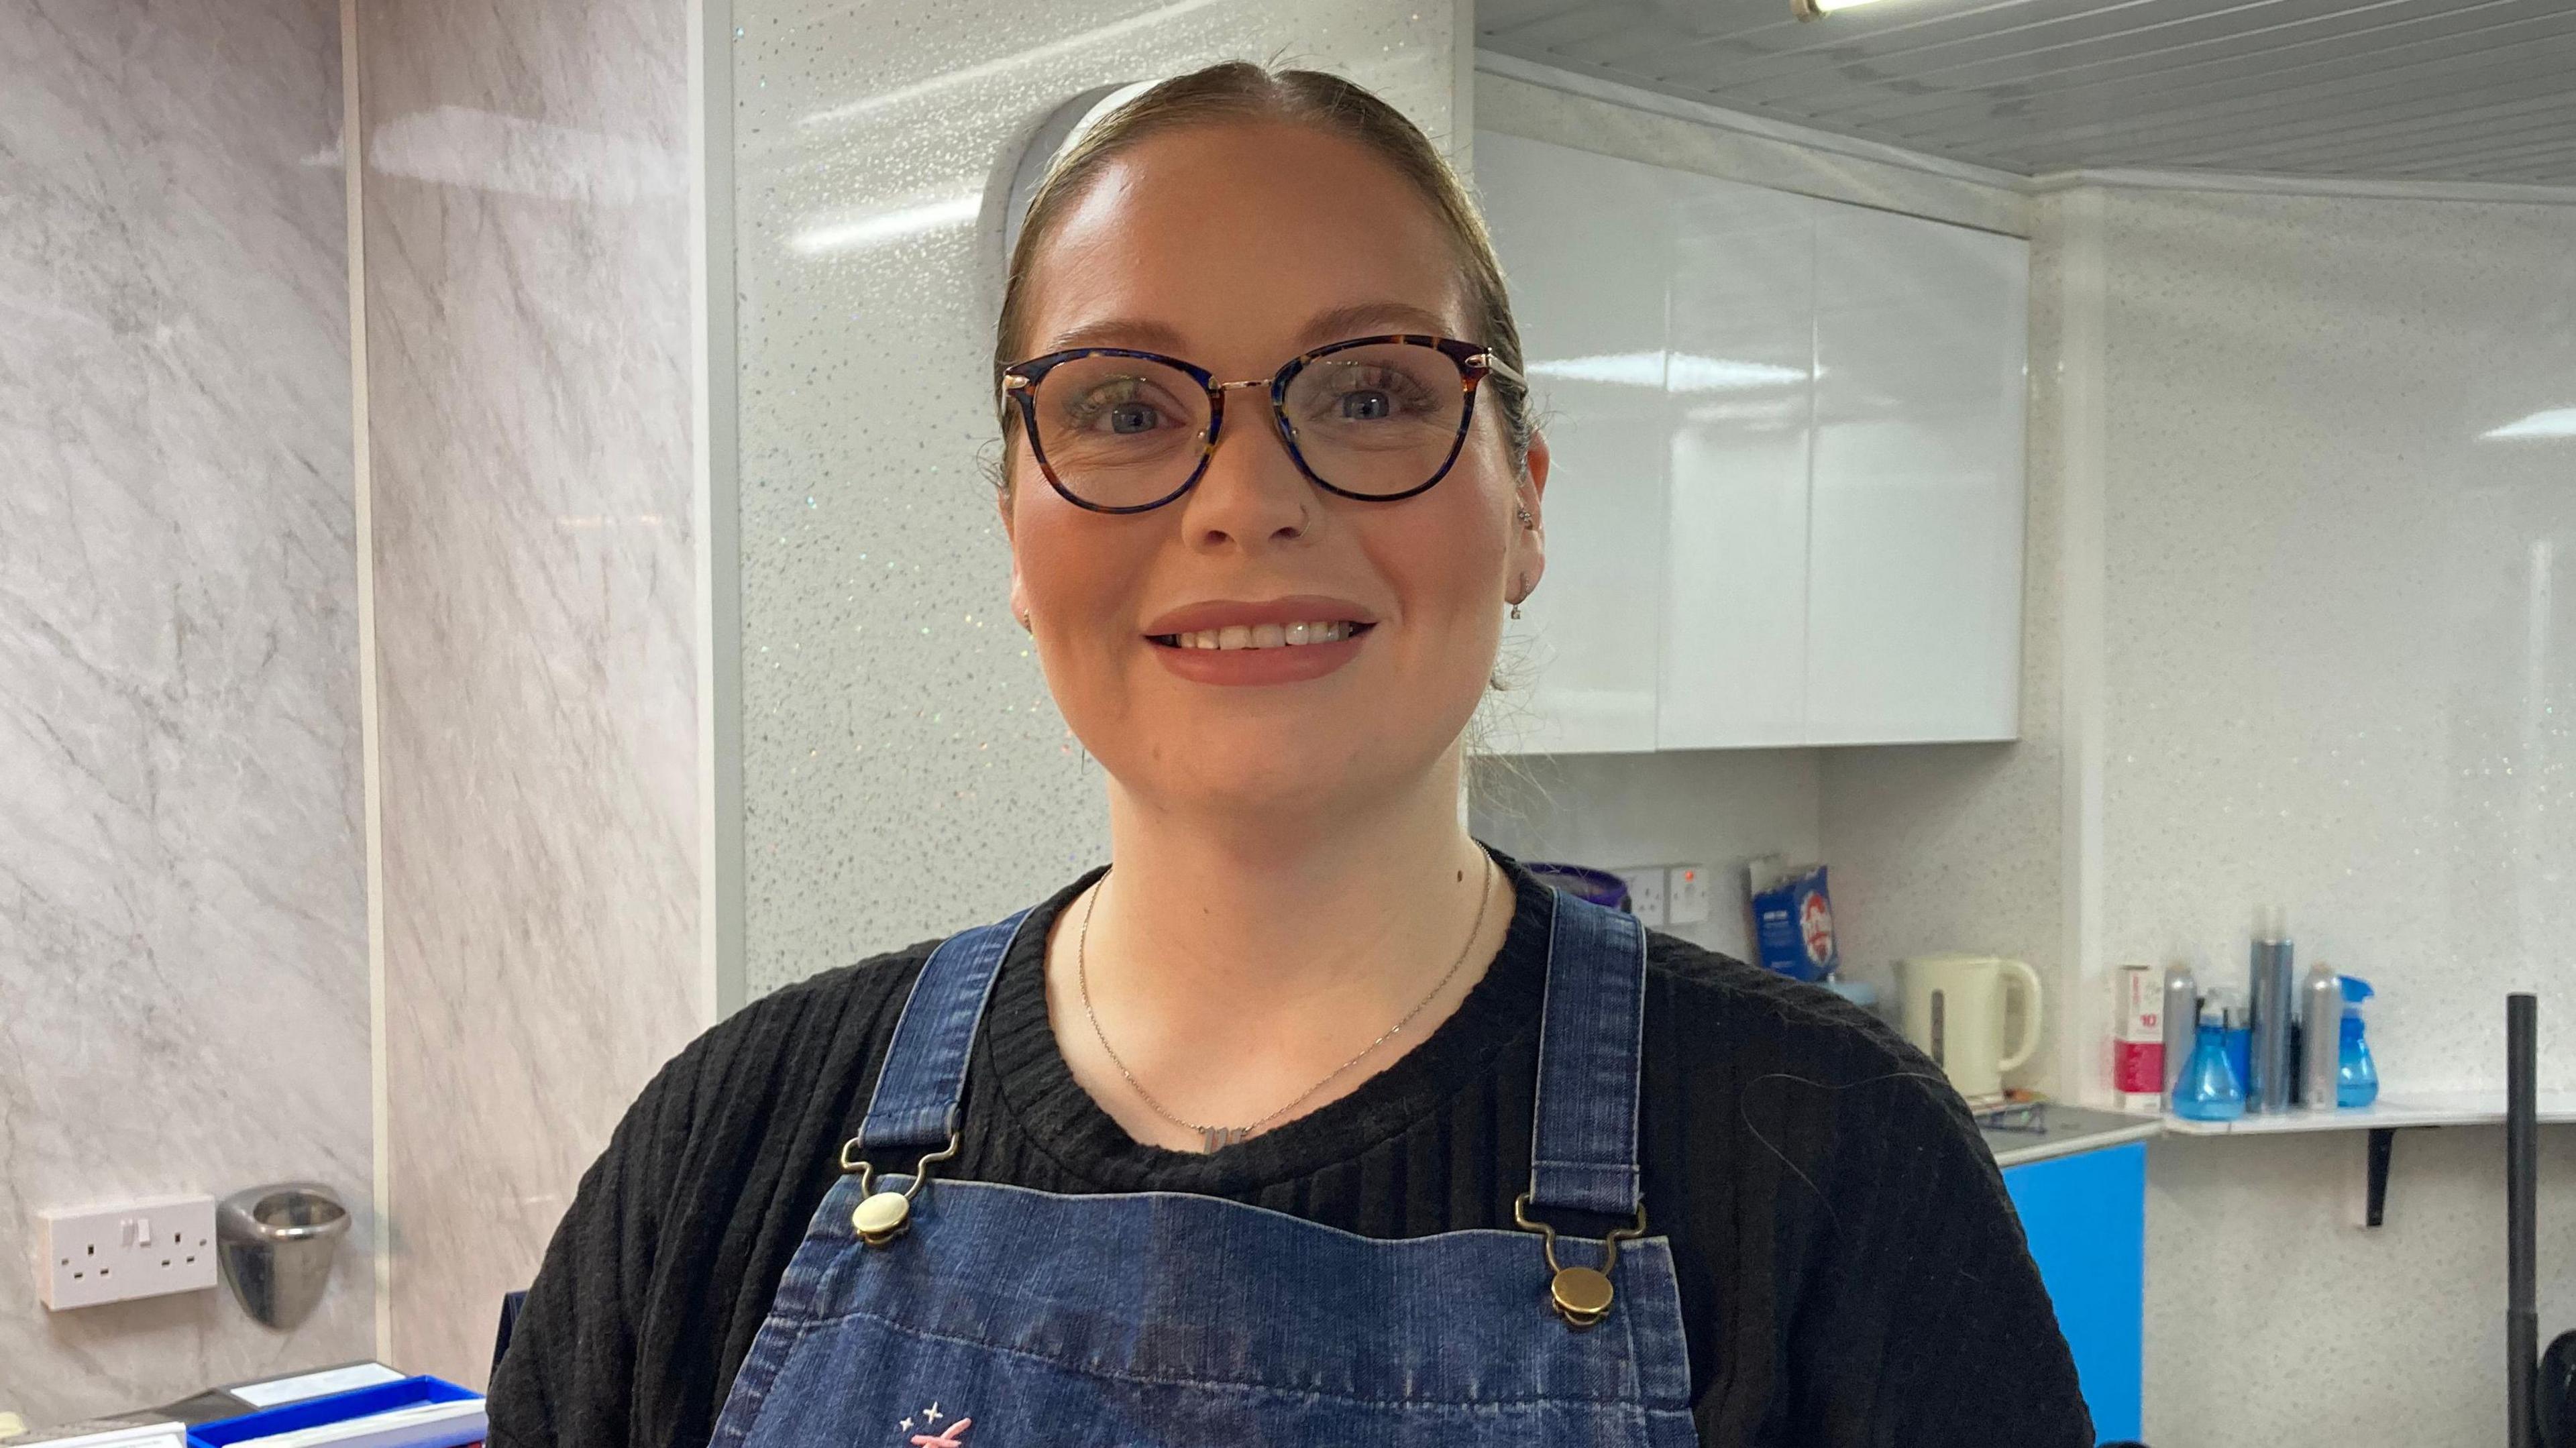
left=991, top=61, right=1534, bottom=490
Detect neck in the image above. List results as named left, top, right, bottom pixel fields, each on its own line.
left=1051, top=747, right=1506, bottom=1144
left=1096, top=749, right=1486, bottom=997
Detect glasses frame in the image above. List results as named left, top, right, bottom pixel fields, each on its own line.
left=1000, top=333, right=1524, bottom=515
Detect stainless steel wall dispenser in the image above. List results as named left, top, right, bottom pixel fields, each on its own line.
left=217, top=1182, right=347, bottom=1329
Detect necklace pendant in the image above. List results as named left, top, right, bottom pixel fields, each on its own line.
left=1200, top=1125, right=1250, bottom=1152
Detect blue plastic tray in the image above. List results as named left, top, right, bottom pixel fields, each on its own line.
left=187, top=1376, right=482, bottom=1448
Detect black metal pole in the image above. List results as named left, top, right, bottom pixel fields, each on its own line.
left=2509, top=993, right=2537, bottom=1448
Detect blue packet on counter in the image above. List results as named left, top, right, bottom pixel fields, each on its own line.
left=1750, top=860, right=1839, bottom=982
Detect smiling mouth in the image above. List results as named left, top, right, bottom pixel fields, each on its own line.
left=1146, top=620, right=1377, bottom=651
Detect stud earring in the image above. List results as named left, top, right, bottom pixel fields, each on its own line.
left=1510, top=601, right=1523, bottom=620
left=1517, top=506, right=1536, bottom=529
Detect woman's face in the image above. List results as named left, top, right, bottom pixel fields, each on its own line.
left=1003, top=121, right=1548, bottom=830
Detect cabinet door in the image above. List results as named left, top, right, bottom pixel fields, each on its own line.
left=2002, top=1143, right=2145, bottom=1443
left=1806, top=206, right=2027, bottom=744
left=1475, top=132, right=1671, bottom=754
left=1656, top=172, right=1815, bottom=749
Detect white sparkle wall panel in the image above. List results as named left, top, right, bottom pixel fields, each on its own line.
left=729, top=1, right=1463, bottom=995
left=2090, top=186, right=2576, bottom=1099
left=2070, top=184, right=2576, bottom=1448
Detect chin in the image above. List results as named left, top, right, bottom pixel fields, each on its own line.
left=1118, top=729, right=1408, bottom=830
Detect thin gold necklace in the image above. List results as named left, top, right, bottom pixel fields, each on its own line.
left=1075, top=857, right=1499, bottom=1154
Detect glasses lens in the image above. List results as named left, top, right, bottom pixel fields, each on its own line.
left=1028, top=355, right=1211, bottom=510
left=1282, top=343, right=1468, bottom=496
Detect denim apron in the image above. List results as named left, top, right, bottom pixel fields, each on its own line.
left=707, top=887, right=1696, bottom=1447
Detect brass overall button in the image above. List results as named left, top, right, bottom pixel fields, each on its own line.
left=851, top=1190, right=912, bottom=1246
left=1549, top=1265, right=1615, bottom=1329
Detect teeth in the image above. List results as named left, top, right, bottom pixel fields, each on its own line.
left=1169, top=621, right=1358, bottom=650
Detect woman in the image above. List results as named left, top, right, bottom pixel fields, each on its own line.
left=489, top=62, right=2089, bottom=1447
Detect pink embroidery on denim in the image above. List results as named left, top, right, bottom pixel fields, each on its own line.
left=899, top=1402, right=969, bottom=1445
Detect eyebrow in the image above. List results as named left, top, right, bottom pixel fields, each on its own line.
left=1038, top=300, right=1464, bottom=356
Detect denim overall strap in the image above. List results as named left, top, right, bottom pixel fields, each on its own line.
left=853, top=908, right=1036, bottom=1151
left=1525, top=889, right=1650, bottom=1218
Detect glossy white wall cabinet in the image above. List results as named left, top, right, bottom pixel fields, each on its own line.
left=1476, top=132, right=1670, bottom=753
left=1807, top=205, right=2027, bottom=744
left=1477, top=131, right=2027, bottom=750
left=1656, top=169, right=1816, bottom=749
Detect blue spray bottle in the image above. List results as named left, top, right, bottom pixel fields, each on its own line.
left=2174, top=999, right=2247, bottom=1122
left=2337, top=976, right=2379, bottom=1109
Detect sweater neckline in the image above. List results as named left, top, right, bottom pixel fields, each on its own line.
left=971, top=848, right=1557, bottom=1194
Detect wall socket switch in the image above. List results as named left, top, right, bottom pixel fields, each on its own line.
left=1612, top=867, right=1668, bottom=928
left=1667, top=864, right=1713, bottom=926
left=38, top=1195, right=218, bottom=1311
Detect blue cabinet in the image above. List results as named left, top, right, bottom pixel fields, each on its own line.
left=2002, top=1141, right=2145, bottom=1443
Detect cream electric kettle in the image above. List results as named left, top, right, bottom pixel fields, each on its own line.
left=1898, top=954, right=2043, bottom=1105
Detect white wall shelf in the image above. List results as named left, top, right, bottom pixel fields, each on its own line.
left=2161, top=1090, right=2576, bottom=1137
left=2161, top=1091, right=2576, bottom=1228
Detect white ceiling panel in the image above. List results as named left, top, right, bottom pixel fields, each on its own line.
left=1478, top=0, right=2576, bottom=186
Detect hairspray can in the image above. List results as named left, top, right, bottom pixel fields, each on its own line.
left=2161, top=962, right=2198, bottom=1107
left=2249, top=906, right=2294, bottom=1113
left=2301, top=960, right=2342, bottom=1110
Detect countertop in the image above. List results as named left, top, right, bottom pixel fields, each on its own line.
left=1976, top=1102, right=2163, bottom=1168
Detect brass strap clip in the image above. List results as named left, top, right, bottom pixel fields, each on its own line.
left=839, top=1131, right=961, bottom=1247
left=1513, top=1190, right=1648, bottom=1329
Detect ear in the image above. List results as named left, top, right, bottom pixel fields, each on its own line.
left=1513, top=430, right=1550, bottom=595
left=998, top=482, right=1031, bottom=628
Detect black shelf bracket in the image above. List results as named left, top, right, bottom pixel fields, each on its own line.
left=2366, top=1126, right=2396, bottom=1227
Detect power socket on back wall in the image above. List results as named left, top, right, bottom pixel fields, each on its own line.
left=1605, top=865, right=1714, bottom=931
left=1611, top=867, right=1668, bottom=928
left=36, top=1195, right=219, bottom=1311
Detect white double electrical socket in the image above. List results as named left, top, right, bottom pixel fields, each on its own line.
left=1602, top=864, right=1716, bottom=930
left=1612, top=867, right=1668, bottom=928
left=1667, top=865, right=1713, bottom=926
left=37, top=1195, right=219, bottom=1311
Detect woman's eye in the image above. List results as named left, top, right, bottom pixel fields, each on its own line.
left=1316, top=369, right=1433, bottom=422
left=1337, top=389, right=1395, bottom=421
left=1104, top=401, right=1160, bottom=433
left=1062, top=384, right=1175, bottom=436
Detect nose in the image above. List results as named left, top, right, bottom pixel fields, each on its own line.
left=1177, top=384, right=1311, bottom=551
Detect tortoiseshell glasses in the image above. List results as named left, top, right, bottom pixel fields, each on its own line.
left=1000, top=334, right=1524, bottom=514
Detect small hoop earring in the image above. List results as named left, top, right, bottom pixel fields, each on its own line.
left=1509, top=602, right=1523, bottom=620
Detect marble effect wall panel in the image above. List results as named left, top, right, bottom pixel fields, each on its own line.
left=356, top=0, right=703, bottom=1388
left=0, top=0, right=368, bottom=1421
left=733, top=1, right=1462, bottom=995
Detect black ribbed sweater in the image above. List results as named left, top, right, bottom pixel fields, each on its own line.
left=485, top=858, right=2091, bottom=1447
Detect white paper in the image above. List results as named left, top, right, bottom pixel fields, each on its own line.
left=227, top=1364, right=405, bottom=1409
left=1, top=1423, right=186, bottom=1447
left=226, top=1400, right=484, bottom=1448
